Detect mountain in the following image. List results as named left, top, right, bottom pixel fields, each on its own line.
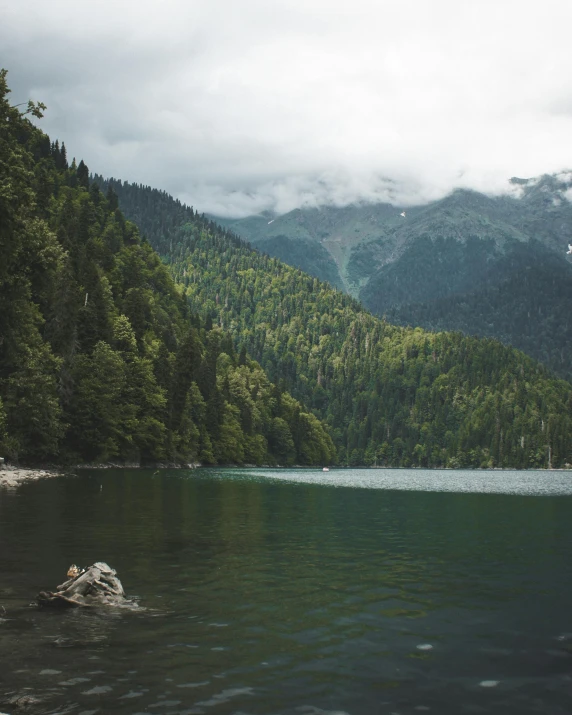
left=0, top=70, right=334, bottom=467
left=214, top=181, right=572, bottom=380
left=94, top=175, right=572, bottom=469
left=6, top=64, right=570, bottom=470
left=386, top=241, right=572, bottom=379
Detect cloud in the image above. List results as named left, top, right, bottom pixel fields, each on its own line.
left=3, top=0, right=572, bottom=216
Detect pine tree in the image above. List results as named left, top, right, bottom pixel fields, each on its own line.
left=77, top=159, right=89, bottom=189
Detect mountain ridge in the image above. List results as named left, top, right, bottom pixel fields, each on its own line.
left=94, top=175, right=572, bottom=469
left=211, top=178, right=572, bottom=380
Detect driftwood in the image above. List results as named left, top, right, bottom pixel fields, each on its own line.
left=37, top=562, right=136, bottom=609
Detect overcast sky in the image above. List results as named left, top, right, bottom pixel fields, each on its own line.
left=2, top=0, right=572, bottom=216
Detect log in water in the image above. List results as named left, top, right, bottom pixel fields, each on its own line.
left=37, top=561, right=136, bottom=609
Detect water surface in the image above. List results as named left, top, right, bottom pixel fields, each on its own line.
left=1, top=468, right=572, bottom=714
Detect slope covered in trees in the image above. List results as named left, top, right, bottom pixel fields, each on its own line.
left=94, top=176, right=572, bottom=469
left=387, top=241, right=572, bottom=380
left=0, top=70, right=334, bottom=466
left=215, top=188, right=572, bottom=381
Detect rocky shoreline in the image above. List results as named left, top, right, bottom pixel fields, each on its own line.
left=0, top=466, right=62, bottom=489
left=0, top=462, right=201, bottom=489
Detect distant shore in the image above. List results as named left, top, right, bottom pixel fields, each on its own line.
left=1, top=462, right=570, bottom=490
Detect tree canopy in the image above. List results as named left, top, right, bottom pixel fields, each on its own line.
left=0, top=69, right=333, bottom=466
left=94, top=175, right=572, bottom=469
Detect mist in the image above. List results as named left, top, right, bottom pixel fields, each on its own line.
left=3, top=0, right=572, bottom=216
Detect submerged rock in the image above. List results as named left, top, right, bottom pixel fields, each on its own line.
left=37, top=562, right=137, bottom=609
left=5, top=693, right=43, bottom=708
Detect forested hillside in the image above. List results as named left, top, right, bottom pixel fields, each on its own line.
left=216, top=187, right=572, bottom=381
left=387, top=241, right=572, bottom=378
left=0, top=70, right=334, bottom=466
left=94, top=177, right=572, bottom=469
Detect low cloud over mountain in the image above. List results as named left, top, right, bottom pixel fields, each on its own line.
left=4, top=0, right=572, bottom=216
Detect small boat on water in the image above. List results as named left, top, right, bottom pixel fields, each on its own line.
left=322, top=467, right=329, bottom=472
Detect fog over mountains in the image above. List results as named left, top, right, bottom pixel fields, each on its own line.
left=214, top=173, right=572, bottom=381
left=5, top=1, right=572, bottom=217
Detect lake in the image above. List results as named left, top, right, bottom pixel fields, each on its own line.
left=1, top=468, right=572, bottom=714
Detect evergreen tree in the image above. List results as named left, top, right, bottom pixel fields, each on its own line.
left=0, top=69, right=333, bottom=466
left=91, top=172, right=572, bottom=468
left=77, top=159, right=89, bottom=189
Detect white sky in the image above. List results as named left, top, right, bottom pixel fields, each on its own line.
left=2, top=0, right=572, bottom=216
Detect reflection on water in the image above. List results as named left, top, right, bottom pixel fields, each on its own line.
left=247, top=467, right=572, bottom=495
left=0, top=468, right=571, bottom=714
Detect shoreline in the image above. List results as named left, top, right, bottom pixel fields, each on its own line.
left=0, top=467, right=63, bottom=489
left=1, top=463, right=570, bottom=490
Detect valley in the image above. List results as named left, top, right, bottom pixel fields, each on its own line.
left=215, top=177, right=572, bottom=380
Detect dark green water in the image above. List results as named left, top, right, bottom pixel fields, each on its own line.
left=1, top=468, right=572, bottom=715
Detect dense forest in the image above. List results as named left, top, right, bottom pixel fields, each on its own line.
left=0, top=70, right=335, bottom=467
left=217, top=188, right=572, bottom=381
left=387, top=241, right=572, bottom=378
left=362, top=237, right=572, bottom=381
left=94, top=177, right=572, bottom=469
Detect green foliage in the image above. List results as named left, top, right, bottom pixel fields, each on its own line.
left=0, top=69, right=331, bottom=467
left=216, top=187, right=572, bottom=382
left=66, top=341, right=131, bottom=461
left=252, top=235, right=344, bottom=289
left=388, top=241, right=572, bottom=382
left=0, top=68, right=65, bottom=461
left=95, top=176, right=572, bottom=468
